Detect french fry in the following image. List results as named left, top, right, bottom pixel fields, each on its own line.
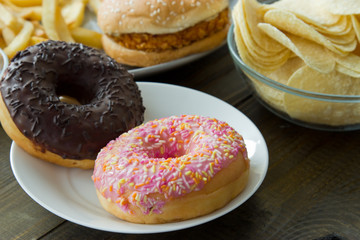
left=88, top=0, right=100, bottom=14
left=9, top=0, right=42, bottom=7
left=31, top=20, right=47, bottom=38
left=0, top=0, right=41, bottom=21
left=42, top=0, right=74, bottom=42
left=0, top=3, right=22, bottom=32
left=0, top=33, right=6, bottom=49
left=30, top=35, right=47, bottom=45
left=71, top=27, right=102, bottom=48
left=0, top=0, right=102, bottom=59
left=41, top=0, right=60, bottom=40
left=17, top=6, right=42, bottom=21
left=55, top=4, right=74, bottom=42
left=0, top=3, right=17, bottom=26
left=4, top=19, right=34, bottom=58
left=61, top=0, right=85, bottom=29
left=2, top=27, right=16, bottom=45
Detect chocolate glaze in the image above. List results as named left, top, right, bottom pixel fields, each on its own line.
left=0, top=40, right=145, bottom=160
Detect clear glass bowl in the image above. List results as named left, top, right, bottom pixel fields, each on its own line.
left=227, top=24, right=360, bottom=131
left=0, top=49, right=8, bottom=78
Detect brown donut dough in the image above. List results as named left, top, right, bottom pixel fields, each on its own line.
left=0, top=40, right=145, bottom=169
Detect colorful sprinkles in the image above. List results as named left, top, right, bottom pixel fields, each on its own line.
left=92, top=115, right=249, bottom=215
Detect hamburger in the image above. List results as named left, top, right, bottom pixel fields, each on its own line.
left=97, top=0, right=230, bottom=67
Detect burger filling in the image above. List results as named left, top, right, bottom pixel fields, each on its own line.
left=111, top=9, right=229, bottom=52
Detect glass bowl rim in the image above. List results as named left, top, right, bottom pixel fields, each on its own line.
left=227, top=24, right=360, bottom=103
left=0, top=48, right=9, bottom=78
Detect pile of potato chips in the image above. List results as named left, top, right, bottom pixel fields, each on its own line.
left=0, top=0, right=101, bottom=59
left=232, top=0, right=360, bottom=127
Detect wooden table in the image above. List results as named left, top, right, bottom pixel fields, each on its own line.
left=1, top=45, right=360, bottom=240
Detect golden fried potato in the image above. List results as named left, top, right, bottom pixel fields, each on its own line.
left=0, top=0, right=102, bottom=59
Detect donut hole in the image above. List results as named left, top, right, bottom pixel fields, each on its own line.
left=139, top=144, right=187, bottom=160
left=55, top=80, right=95, bottom=105
left=155, top=143, right=188, bottom=159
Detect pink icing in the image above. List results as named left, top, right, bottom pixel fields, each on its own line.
left=92, top=115, right=249, bottom=215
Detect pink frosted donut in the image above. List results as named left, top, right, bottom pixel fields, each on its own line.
left=92, top=115, right=250, bottom=223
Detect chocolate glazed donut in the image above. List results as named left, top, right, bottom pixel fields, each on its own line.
left=0, top=40, right=145, bottom=169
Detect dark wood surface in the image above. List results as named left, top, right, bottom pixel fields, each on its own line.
left=1, top=45, right=360, bottom=240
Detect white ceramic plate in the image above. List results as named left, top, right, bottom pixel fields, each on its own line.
left=129, top=46, right=224, bottom=78
left=10, top=82, right=268, bottom=234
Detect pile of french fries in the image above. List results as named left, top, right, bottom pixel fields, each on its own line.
left=0, top=0, right=101, bottom=59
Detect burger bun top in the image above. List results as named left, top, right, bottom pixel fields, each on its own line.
left=98, top=0, right=229, bottom=35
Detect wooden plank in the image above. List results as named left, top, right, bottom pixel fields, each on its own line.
left=141, top=45, right=252, bottom=105
left=237, top=98, right=360, bottom=239
left=0, top=128, right=65, bottom=240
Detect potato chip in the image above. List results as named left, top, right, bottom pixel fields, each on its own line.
left=233, top=26, right=279, bottom=68
left=353, top=44, right=360, bottom=56
left=266, top=0, right=355, bottom=40
left=233, top=23, right=284, bottom=73
left=267, top=57, right=304, bottom=85
left=232, top=1, right=290, bottom=65
left=232, top=1, right=289, bottom=72
left=246, top=57, right=305, bottom=114
left=241, top=0, right=286, bottom=53
left=323, top=29, right=356, bottom=45
left=324, top=0, right=360, bottom=15
left=336, top=64, right=360, bottom=78
left=314, top=16, right=352, bottom=36
left=263, top=9, right=356, bottom=55
left=269, top=0, right=341, bottom=27
left=258, top=23, right=335, bottom=73
left=251, top=77, right=287, bottom=113
left=334, top=53, right=360, bottom=73
left=351, top=15, right=360, bottom=43
left=284, top=66, right=360, bottom=126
